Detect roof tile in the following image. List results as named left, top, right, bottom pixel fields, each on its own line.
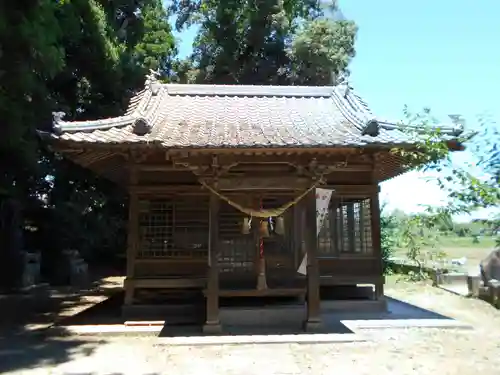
left=47, top=80, right=462, bottom=149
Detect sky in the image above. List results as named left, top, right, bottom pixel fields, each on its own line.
left=169, top=0, right=499, bottom=221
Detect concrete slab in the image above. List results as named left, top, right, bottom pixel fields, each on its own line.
left=49, top=293, right=473, bottom=343
left=54, top=324, right=364, bottom=345
left=467, top=265, right=481, bottom=276
left=342, top=318, right=472, bottom=330
left=56, top=313, right=472, bottom=342
left=438, top=284, right=470, bottom=297
left=57, top=324, right=163, bottom=335
left=155, top=333, right=365, bottom=346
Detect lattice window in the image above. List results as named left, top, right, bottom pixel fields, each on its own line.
left=137, top=195, right=209, bottom=258
left=218, top=195, right=255, bottom=274
left=318, top=198, right=373, bottom=256
left=217, top=193, right=296, bottom=274
left=261, top=195, right=296, bottom=275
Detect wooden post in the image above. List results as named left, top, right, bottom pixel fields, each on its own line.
left=124, top=163, right=139, bottom=306
left=304, top=189, right=322, bottom=332
left=370, top=184, right=385, bottom=303
left=203, top=191, right=222, bottom=334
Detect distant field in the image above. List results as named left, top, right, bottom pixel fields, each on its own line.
left=394, top=235, right=497, bottom=265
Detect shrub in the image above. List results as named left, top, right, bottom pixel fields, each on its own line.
left=380, top=214, right=398, bottom=274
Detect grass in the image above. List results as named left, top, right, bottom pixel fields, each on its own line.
left=394, top=235, right=497, bottom=268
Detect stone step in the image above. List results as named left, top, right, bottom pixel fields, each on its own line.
left=122, top=303, right=205, bottom=324
left=220, top=304, right=305, bottom=326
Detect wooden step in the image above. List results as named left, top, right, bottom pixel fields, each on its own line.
left=206, top=288, right=306, bottom=298
left=125, top=277, right=206, bottom=289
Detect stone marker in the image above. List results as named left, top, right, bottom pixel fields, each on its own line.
left=480, top=248, right=500, bottom=286
left=479, top=248, right=500, bottom=307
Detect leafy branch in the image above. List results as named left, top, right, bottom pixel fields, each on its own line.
left=390, top=107, right=499, bottom=276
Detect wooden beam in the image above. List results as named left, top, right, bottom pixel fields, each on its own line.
left=138, top=162, right=373, bottom=173
left=130, top=185, right=204, bottom=194
left=137, top=164, right=191, bottom=172
left=170, top=152, right=373, bottom=170
left=129, top=184, right=378, bottom=195
left=213, top=176, right=312, bottom=191
left=167, top=147, right=377, bottom=157
left=327, top=184, right=378, bottom=197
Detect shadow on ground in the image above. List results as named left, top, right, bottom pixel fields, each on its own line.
left=58, top=292, right=357, bottom=336
left=0, top=272, right=122, bottom=374
left=0, top=272, right=461, bottom=373
left=0, top=333, right=102, bottom=374
left=332, top=297, right=452, bottom=321
left=55, top=292, right=457, bottom=338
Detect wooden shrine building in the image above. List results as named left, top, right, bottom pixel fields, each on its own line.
left=43, top=74, right=464, bottom=332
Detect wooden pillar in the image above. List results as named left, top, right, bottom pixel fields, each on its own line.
left=124, top=164, right=139, bottom=306
left=203, top=192, right=222, bottom=333
left=304, top=189, right=322, bottom=332
left=370, top=184, right=385, bottom=302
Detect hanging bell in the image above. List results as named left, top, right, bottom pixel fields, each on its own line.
left=275, top=216, right=285, bottom=235
left=259, top=220, right=270, bottom=238
left=241, top=217, right=251, bottom=235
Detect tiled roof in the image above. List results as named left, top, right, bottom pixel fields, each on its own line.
left=45, top=76, right=464, bottom=149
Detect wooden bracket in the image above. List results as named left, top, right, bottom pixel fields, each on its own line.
left=130, top=149, right=150, bottom=164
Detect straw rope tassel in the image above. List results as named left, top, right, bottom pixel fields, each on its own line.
left=199, top=179, right=323, bottom=218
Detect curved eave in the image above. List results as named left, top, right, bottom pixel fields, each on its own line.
left=53, top=115, right=134, bottom=134
left=331, top=86, right=465, bottom=140
left=377, top=121, right=465, bottom=137
left=38, top=138, right=423, bottom=153
left=331, top=85, right=379, bottom=134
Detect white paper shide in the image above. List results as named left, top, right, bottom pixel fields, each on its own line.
left=297, top=188, right=333, bottom=275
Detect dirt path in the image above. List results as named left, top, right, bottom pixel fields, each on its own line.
left=2, top=277, right=499, bottom=375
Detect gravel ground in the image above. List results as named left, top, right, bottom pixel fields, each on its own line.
left=2, top=277, right=500, bottom=375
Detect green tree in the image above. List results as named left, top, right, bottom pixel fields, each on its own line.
left=132, top=0, right=177, bottom=75
left=0, top=0, right=64, bottom=198
left=169, top=0, right=357, bottom=85
left=390, top=109, right=499, bottom=277
left=380, top=212, right=398, bottom=274
left=0, top=0, right=177, bottom=284
left=43, top=0, right=178, bottom=272
left=475, top=114, right=499, bottom=183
